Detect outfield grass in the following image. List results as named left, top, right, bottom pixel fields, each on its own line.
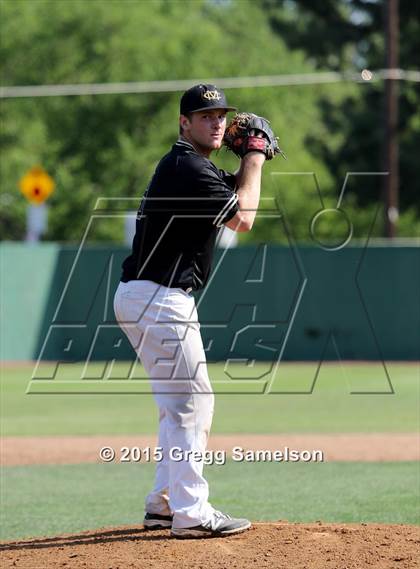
left=1, top=461, right=418, bottom=540
left=1, top=363, right=419, bottom=435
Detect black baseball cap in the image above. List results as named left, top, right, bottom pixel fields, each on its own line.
left=180, top=84, right=237, bottom=115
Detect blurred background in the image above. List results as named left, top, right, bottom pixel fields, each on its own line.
left=0, top=0, right=419, bottom=363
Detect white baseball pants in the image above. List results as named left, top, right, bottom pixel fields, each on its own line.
left=113, top=279, right=215, bottom=529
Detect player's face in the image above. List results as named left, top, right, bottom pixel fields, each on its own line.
left=181, top=109, right=227, bottom=156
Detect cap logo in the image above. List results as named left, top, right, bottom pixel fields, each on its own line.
left=203, top=90, right=221, bottom=101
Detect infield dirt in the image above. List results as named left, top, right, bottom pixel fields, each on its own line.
left=3, top=433, right=419, bottom=466
left=1, top=522, right=419, bottom=569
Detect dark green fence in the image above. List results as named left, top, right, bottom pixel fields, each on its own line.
left=1, top=243, right=419, bottom=361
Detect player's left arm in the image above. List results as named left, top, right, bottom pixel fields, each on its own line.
left=224, top=152, right=265, bottom=232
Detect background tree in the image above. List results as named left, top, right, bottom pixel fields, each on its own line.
left=1, top=0, right=418, bottom=243
left=262, top=0, right=420, bottom=237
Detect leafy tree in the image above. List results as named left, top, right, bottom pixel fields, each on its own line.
left=262, top=0, right=420, bottom=237
left=1, top=0, right=341, bottom=244
left=2, top=0, right=416, bottom=244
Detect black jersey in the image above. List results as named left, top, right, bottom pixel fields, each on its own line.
left=121, top=139, right=239, bottom=290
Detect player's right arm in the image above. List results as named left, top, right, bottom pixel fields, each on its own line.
left=224, top=152, right=265, bottom=233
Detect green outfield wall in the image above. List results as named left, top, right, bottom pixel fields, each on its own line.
left=1, top=242, right=419, bottom=361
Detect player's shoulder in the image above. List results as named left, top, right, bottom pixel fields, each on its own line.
left=173, top=143, right=219, bottom=178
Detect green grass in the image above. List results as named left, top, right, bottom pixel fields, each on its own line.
left=1, top=362, right=419, bottom=435
left=1, top=461, right=418, bottom=540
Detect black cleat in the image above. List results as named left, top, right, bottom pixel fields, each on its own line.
left=143, top=512, right=173, bottom=530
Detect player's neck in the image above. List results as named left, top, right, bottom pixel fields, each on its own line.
left=179, top=135, right=212, bottom=158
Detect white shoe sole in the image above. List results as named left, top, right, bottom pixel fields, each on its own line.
left=144, top=520, right=172, bottom=529
left=171, top=521, right=251, bottom=539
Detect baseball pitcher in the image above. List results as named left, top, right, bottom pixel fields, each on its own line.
left=114, top=84, right=282, bottom=538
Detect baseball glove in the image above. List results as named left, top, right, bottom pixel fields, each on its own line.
left=223, top=112, right=285, bottom=160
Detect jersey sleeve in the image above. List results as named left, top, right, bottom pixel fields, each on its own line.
left=219, top=169, right=237, bottom=191
left=181, top=156, right=239, bottom=227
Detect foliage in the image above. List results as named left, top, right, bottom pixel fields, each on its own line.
left=0, top=0, right=418, bottom=243
left=262, top=0, right=420, bottom=238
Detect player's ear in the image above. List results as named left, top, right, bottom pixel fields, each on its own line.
left=179, top=114, right=191, bottom=133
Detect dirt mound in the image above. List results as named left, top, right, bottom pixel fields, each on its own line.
left=1, top=522, right=419, bottom=569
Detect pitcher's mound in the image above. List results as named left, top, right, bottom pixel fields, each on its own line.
left=1, top=522, right=419, bottom=568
